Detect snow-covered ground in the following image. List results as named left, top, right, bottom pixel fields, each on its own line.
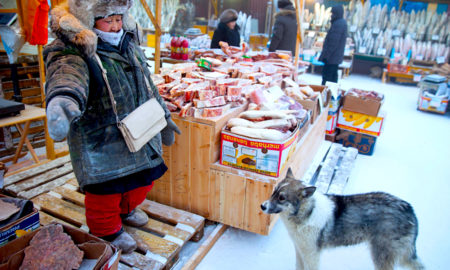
left=179, top=74, right=450, bottom=270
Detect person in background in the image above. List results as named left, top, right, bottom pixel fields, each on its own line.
left=210, top=9, right=240, bottom=48
left=44, top=0, right=180, bottom=254
left=269, top=0, right=297, bottom=56
left=319, top=5, right=348, bottom=85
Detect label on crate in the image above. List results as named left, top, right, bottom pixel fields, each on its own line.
left=392, top=29, right=401, bottom=37
left=432, top=35, right=439, bottom=41
left=377, top=48, right=386, bottom=56
left=413, top=74, right=422, bottom=82
left=436, top=56, right=445, bottom=64
left=430, top=97, right=442, bottom=108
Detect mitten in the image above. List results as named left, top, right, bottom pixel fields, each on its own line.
left=161, top=118, right=181, bottom=146
left=46, top=97, right=81, bottom=141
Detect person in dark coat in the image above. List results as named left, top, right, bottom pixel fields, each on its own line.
left=319, top=5, right=348, bottom=85
left=269, top=0, right=298, bottom=55
left=44, top=0, right=180, bottom=254
left=210, top=9, right=240, bottom=48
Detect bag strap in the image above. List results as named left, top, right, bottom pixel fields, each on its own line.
left=94, top=53, right=121, bottom=125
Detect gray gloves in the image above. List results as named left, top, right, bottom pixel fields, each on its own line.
left=161, top=118, right=181, bottom=146
left=46, top=97, right=81, bottom=141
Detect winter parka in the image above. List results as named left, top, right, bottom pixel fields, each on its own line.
left=269, top=8, right=298, bottom=55
left=319, top=5, right=348, bottom=65
left=44, top=2, right=170, bottom=190
left=210, top=22, right=240, bottom=49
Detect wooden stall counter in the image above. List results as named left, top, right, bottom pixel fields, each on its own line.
left=148, top=102, right=248, bottom=215
left=149, top=107, right=328, bottom=235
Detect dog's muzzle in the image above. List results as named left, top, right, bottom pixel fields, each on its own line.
left=261, top=200, right=281, bottom=214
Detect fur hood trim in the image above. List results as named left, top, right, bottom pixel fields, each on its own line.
left=50, top=0, right=136, bottom=57
left=275, top=9, right=296, bottom=18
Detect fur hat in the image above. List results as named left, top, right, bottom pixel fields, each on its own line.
left=50, top=0, right=136, bottom=57
left=278, top=0, right=294, bottom=10
left=219, top=9, right=238, bottom=24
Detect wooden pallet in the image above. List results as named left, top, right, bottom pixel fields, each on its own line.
left=302, top=141, right=358, bottom=195
left=2, top=156, right=205, bottom=270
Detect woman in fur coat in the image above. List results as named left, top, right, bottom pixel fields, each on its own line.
left=269, top=0, right=298, bottom=55
left=210, top=9, right=241, bottom=49
left=44, top=0, right=180, bottom=253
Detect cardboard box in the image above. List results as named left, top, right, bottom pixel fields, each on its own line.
left=337, top=108, right=385, bottom=137
left=0, top=196, right=39, bottom=247
left=326, top=111, right=337, bottom=135
left=342, top=93, right=383, bottom=116
left=336, top=130, right=377, bottom=155
left=298, top=84, right=330, bottom=123
left=220, top=124, right=301, bottom=178
left=0, top=223, right=120, bottom=270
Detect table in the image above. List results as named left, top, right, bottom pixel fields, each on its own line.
left=0, top=105, right=46, bottom=164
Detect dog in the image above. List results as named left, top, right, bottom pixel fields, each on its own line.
left=261, top=169, right=424, bottom=270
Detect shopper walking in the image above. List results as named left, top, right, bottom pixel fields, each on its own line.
left=44, top=0, right=180, bottom=254
left=319, top=5, right=348, bottom=85
left=211, top=9, right=241, bottom=48
left=269, top=0, right=298, bottom=56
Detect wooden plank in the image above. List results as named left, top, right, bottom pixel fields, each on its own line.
left=327, top=147, right=358, bottom=195
left=243, top=178, right=274, bottom=235
left=302, top=140, right=332, bottom=184
left=11, top=124, right=45, bottom=139
left=125, top=226, right=180, bottom=261
left=189, top=122, right=212, bottom=218
left=32, top=193, right=86, bottom=226
left=3, top=159, right=51, bottom=177
left=2, top=78, right=40, bottom=90
left=141, top=218, right=191, bottom=242
left=315, top=143, right=343, bottom=193
left=180, top=224, right=228, bottom=270
left=53, top=185, right=85, bottom=206
left=3, top=155, right=70, bottom=186
left=66, top=178, right=79, bottom=187
left=18, top=172, right=76, bottom=199
left=169, top=117, right=190, bottom=210
left=3, top=87, right=42, bottom=99
left=120, top=252, right=163, bottom=270
left=220, top=173, right=246, bottom=229
left=6, top=162, right=73, bottom=195
left=0, top=66, right=39, bottom=77
left=39, top=211, right=76, bottom=228
left=139, top=200, right=204, bottom=235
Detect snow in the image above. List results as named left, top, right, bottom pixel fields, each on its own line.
left=182, top=74, right=450, bottom=270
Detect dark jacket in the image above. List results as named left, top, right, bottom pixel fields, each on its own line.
left=319, top=5, right=348, bottom=65
left=269, top=8, right=298, bottom=55
left=44, top=6, right=170, bottom=190
left=210, top=22, right=240, bottom=48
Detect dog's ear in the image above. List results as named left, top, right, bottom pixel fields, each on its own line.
left=301, top=186, right=316, bottom=198
left=286, top=168, right=295, bottom=179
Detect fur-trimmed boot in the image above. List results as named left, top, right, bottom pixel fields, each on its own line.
left=111, top=231, right=137, bottom=254
left=121, top=208, right=148, bottom=227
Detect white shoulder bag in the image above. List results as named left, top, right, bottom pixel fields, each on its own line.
left=94, top=54, right=167, bottom=152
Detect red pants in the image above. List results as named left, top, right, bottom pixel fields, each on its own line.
left=85, top=183, right=153, bottom=237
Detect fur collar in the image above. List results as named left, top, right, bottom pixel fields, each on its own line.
left=50, top=2, right=136, bottom=57
left=275, top=9, right=296, bottom=18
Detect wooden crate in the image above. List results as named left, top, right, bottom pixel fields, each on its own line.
left=2, top=156, right=205, bottom=270
left=207, top=110, right=327, bottom=235
left=148, top=104, right=248, bottom=217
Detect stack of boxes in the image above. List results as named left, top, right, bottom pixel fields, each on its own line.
left=327, top=88, right=385, bottom=156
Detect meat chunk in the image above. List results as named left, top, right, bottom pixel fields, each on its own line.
left=20, top=224, right=84, bottom=270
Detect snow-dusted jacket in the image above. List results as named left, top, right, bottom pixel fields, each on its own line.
left=319, top=5, right=348, bottom=65
left=44, top=2, right=170, bottom=189
left=269, top=8, right=298, bottom=55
